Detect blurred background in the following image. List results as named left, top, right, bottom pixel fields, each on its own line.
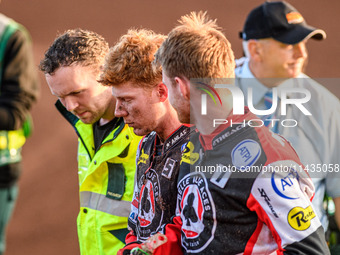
left=1, top=0, right=339, bottom=254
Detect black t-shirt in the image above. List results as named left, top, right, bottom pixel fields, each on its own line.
left=93, top=117, right=121, bottom=153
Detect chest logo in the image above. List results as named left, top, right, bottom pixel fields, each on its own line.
left=138, top=149, right=149, bottom=165
left=138, top=180, right=155, bottom=227
left=137, top=169, right=162, bottom=241
left=231, top=139, right=261, bottom=170
left=177, top=172, right=216, bottom=253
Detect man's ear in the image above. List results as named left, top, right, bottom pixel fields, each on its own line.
left=248, top=39, right=263, bottom=62
left=174, top=76, right=190, bottom=100
left=156, top=82, right=168, bottom=102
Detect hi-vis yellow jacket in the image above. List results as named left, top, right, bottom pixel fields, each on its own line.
left=56, top=101, right=141, bottom=255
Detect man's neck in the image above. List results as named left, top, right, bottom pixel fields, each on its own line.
left=193, top=100, right=233, bottom=135
left=248, top=60, right=288, bottom=88
left=155, top=110, right=182, bottom=143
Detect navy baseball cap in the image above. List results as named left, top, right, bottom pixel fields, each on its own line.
left=240, top=1, right=326, bottom=44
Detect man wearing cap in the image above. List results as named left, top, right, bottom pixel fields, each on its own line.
left=235, top=0, right=340, bottom=242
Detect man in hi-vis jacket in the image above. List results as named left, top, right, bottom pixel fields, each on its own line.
left=39, top=29, right=141, bottom=255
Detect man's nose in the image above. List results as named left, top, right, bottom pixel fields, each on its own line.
left=293, top=42, right=307, bottom=59
left=64, top=97, right=79, bottom=112
left=114, top=100, right=128, bottom=118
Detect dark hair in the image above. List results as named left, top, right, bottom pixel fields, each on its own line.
left=39, top=28, right=109, bottom=75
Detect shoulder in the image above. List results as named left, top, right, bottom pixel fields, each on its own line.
left=140, top=131, right=157, bottom=147
left=255, top=124, right=301, bottom=165
left=294, top=76, right=340, bottom=121
left=297, top=75, right=340, bottom=105
left=137, top=131, right=157, bottom=154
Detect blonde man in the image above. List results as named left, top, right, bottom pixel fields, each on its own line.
left=154, top=12, right=329, bottom=254
left=99, top=29, right=189, bottom=255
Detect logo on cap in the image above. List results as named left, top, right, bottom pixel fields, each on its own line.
left=286, top=12, right=304, bottom=24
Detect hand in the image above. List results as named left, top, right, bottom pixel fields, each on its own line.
left=117, top=243, right=141, bottom=255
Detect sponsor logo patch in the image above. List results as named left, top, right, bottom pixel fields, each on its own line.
left=165, top=128, right=188, bottom=150
left=231, top=139, right=261, bottom=170
left=288, top=205, right=316, bottom=231
left=212, top=124, right=244, bottom=147
left=271, top=168, right=299, bottom=200
left=137, top=169, right=162, bottom=240
left=177, top=173, right=216, bottom=253
left=181, top=142, right=189, bottom=153
left=181, top=142, right=199, bottom=165
left=138, top=149, right=149, bottom=165
left=258, top=188, right=279, bottom=218
left=286, top=12, right=304, bottom=24
left=129, top=211, right=138, bottom=224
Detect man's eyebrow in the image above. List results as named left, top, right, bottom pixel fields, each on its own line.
left=53, top=89, right=82, bottom=98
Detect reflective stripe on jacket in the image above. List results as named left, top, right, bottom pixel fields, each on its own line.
left=56, top=100, right=141, bottom=255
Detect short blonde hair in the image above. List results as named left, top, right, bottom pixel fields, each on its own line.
left=154, top=11, right=235, bottom=80
left=99, top=29, right=166, bottom=88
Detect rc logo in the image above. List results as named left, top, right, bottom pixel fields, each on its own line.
left=137, top=169, right=162, bottom=241
left=177, top=172, right=216, bottom=253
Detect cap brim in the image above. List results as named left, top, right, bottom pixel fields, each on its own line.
left=273, top=24, right=326, bottom=44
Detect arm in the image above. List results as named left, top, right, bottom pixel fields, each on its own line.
left=249, top=161, right=330, bottom=255
left=124, top=216, right=183, bottom=255
left=118, top=140, right=144, bottom=255
left=117, top=185, right=142, bottom=255
left=0, top=29, right=39, bottom=130
left=151, top=216, right=183, bottom=255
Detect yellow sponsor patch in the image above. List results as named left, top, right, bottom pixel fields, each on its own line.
left=288, top=205, right=316, bottom=231
left=180, top=141, right=199, bottom=165
left=138, top=149, right=149, bottom=165
left=286, top=12, right=304, bottom=24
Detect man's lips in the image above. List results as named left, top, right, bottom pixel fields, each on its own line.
left=125, top=121, right=134, bottom=127
left=75, top=111, right=88, bottom=117
left=288, top=61, right=303, bottom=68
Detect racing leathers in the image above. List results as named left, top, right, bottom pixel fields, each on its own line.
left=122, top=125, right=190, bottom=254
left=153, top=109, right=329, bottom=254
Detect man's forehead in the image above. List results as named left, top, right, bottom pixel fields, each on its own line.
left=111, top=83, right=147, bottom=97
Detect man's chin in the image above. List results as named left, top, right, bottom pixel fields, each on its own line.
left=132, top=127, right=149, bottom=137
left=287, top=67, right=303, bottom=78
left=79, top=117, right=96, bottom=125
left=178, top=113, right=190, bottom=125
left=79, top=119, right=91, bottom=124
